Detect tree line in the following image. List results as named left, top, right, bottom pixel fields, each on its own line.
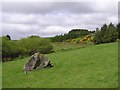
left=51, top=29, right=94, bottom=42
left=2, top=22, right=120, bottom=61
left=51, top=23, right=120, bottom=44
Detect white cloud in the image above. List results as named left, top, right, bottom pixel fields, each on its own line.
left=1, top=1, right=118, bottom=40
left=2, top=0, right=119, bottom=2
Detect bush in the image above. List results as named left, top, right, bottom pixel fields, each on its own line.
left=2, top=36, right=20, bottom=61
left=18, top=37, right=53, bottom=55
left=2, top=36, right=53, bottom=62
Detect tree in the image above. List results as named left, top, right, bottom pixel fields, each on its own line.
left=100, top=24, right=108, bottom=43
left=6, top=35, right=11, bottom=40
left=94, top=28, right=102, bottom=44
left=101, top=24, right=107, bottom=32
left=94, top=23, right=118, bottom=44
left=106, top=23, right=118, bottom=42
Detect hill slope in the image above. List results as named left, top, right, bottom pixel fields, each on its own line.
left=2, top=43, right=118, bottom=88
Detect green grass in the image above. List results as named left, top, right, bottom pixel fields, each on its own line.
left=52, top=42, right=93, bottom=52
left=2, top=42, right=118, bottom=88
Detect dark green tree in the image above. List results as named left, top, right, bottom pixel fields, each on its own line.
left=106, top=23, right=118, bottom=42
left=94, top=28, right=102, bottom=44
left=100, top=24, right=108, bottom=43
left=6, top=35, right=11, bottom=40
left=94, top=23, right=118, bottom=44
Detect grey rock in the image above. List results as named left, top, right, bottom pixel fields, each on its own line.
left=23, top=53, right=53, bottom=73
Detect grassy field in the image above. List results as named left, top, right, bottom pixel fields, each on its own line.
left=52, top=42, right=94, bottom=52
left=2, top=42, right=118, bottom=88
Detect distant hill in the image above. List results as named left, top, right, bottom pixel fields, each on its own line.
left=51, top=29, right=95, bottom=42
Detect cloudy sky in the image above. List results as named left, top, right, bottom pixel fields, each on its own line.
left=1, top=1, right=119, bottom=40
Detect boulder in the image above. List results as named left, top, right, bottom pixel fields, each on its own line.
left=23, top=53, right=53, bottom=73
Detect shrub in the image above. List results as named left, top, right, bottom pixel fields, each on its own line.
left=2, top=36, right=53, bottom=62
left=2, top=36, right=20, bottom=61
left=18, top=37, right=53, bottom=55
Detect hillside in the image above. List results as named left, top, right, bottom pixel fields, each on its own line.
left=2, top=42, right=118, bottom=88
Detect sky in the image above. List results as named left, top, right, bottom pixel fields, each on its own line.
left=1, top=0, right=119, bottom=40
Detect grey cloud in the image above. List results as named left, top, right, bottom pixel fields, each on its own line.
left=3, top=12, right=114, bottom=27
left=118, top=2, right=120, bottom=22
left=2, top=2, right=96, bottom=14
left=2, top=2, right=118, bottom=40
left=2, top=23, right=70, bottom=39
